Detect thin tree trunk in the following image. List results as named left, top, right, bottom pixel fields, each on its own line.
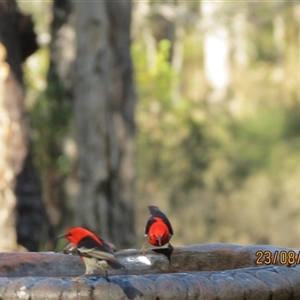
left=0, top=41, right=21, bottom=251
left=0, top=0, right=46, bottom=251
left=233, top=13, right=248, bottom=69
left=201, top=2, right=231, bottom=104
left=273, top=12, right=285, bottom=65
left=74, top=0, right=136, bottom=248
left=15, top=153, right=47, bottom=251
left=133, top=1, right=156, bottom=69
left=44, top=0, right=75, bottom=232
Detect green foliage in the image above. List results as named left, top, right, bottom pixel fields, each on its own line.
left=133, top=3, right=300, bottom=248
left=133, top=39, right=208, bottom=201
left=23, top=48, right=71, bottom=178
left=132, top=39, right=176, bottom=105
left=19, top=0, right=72, bottom=180
left=20, top=0, right=300, bottom=249
left=30, top=77, right=72, bottom=175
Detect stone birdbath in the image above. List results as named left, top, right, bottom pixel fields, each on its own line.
left=0, top=244, right=300, bottom=299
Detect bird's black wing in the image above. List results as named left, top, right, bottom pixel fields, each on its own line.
left=78, top=236, right=115, bottom=256
left=144, top=217, right=156, bottom=235
left=148, top=206, right=174, bottom=235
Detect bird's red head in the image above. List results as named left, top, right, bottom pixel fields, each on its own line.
left=61, top=227, right=102, bottom=245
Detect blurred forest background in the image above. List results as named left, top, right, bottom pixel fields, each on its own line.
left=1, top=0, right=300, bottom=251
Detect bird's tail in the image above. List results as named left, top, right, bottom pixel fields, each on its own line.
left=107, top=258, right=125, bottom=269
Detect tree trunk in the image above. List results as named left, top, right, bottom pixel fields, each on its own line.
left=15, top=153, right=48, bottom=251
left=201, top=2, right=231, bottom=104
left=43, top=0, right=75, bottom=232
left=0, top=0, right=46, bottom=251
left=73, top=0, right=136, bottom=248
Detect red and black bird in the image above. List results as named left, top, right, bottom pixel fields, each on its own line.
left=143, top=205, right=174, bottom=250
left=57, top=227, right=124, bottom=278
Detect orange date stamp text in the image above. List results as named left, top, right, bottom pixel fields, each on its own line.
left=255, top=250, right=300, bottom=265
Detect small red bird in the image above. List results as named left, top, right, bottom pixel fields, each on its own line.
left=142, top=206, right=174, bottom=252
left=57, top=227, right=124, bottom=278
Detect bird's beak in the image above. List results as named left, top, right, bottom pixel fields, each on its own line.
left=157, top=236, right=162, bottom=246
left=55, top=234, right=66, bottom=240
